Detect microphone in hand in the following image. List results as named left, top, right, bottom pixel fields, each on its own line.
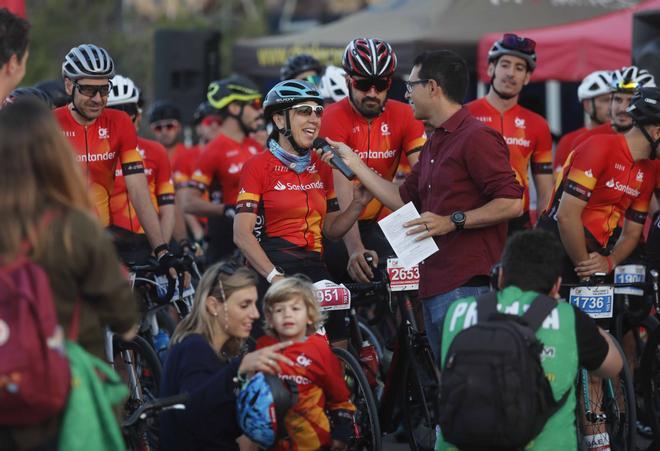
left=313, top=138, right=356, bottom=180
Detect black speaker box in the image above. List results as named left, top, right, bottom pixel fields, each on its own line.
left=153, top=29, right=221, bottom=125
left=632, top=10, right=660, bottom=82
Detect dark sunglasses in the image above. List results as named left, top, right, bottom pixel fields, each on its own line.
left=290, top=103, right=324, bottom=117
left=151, top=121, right=178, bottom=132
left=501, top=33, right=536, bottom=54
left=248, top=98, right=263, bottom=109
left=73, top=81, right=112, bottom=97
left=201, top=115, right=222, bottom=127
left=351, top=77, right=391, bottom=92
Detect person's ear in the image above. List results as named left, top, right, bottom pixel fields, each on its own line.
left=523, top=71, right=532, bottom=86
left=550, top=277, right=562, bottom=299
left=487, top=62, right=496, bottom=78
left=205, top=295, right=220, bottom=316
left=227, top=102, right=241, bottom=116
left=64, top=78, right=74, bottom=96
left=272, top=112, right=285, bottom=130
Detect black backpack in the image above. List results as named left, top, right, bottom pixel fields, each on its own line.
left=437, top=291, right=569, bottom=450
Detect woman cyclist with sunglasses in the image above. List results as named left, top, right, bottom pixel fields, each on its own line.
left=160, top=262, right=295, bottom=451
left=233, top=79, right=371, bottom=288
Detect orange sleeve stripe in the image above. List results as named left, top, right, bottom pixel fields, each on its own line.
left=405, top=136, right=427, bottom=154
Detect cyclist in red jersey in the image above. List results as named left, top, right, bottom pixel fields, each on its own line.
left=320, top=38, right=426, bottom=282
left=192, top=100, right=223, bottom=147
left=182, top=76, right=264, bottom=263
left=537, top=88, right=660, bottom=284
left=554, top=70, right=613, bottom=175
left=466, top=33, right=553, bottom=233
left=570, top=66, right=656, bottom=153
left=55, top=44, right=177, bottom=271
left=234, top=79, right=370, bottom=285
left=106, top=75, right=175, bottom=264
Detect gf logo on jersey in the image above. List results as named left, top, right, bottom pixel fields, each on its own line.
left=98, top=128, right=109, bottom=139
left=514, top=117, right=526, bottom=129
left=274, top=181, right=286, bottom=191
left=380, top=122, right=391, bottom=136
left=352, top=126, right=361, bottom=134
left=296, top=354, right=312, bottom=368
left=228, top=163, right=242, bottom=174
left=307, top=163, right=317, bottom=173
left=606, top=178, right=615, bottom=188
left=636, top=170, right=644, bottom=182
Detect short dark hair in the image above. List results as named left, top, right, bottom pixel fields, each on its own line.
left=501, top=230, right=564, bottom=294
left=0, top=8, right=30, bottom=67
left=413, top=50, right=468, bottom=104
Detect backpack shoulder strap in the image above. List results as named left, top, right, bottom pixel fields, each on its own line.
left=476, top=291, right=498, bottom=323
left=521, top=294, right=558, bottom=331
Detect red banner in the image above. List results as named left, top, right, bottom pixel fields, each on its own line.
left=0, top=0, right=26, bottom=17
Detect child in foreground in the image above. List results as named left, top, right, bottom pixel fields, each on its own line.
left=256, top=276, right=355, bottom=451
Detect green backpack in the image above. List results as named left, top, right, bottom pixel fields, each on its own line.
left=58, top=340, right=128, bottom=451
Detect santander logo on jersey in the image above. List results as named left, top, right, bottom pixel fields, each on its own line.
left=504, top=136, right=531, bottom=147
left=605, top=178, right=641, bottom=197
left=274, top=180, right=324, bottom=191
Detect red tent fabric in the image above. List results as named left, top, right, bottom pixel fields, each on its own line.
left=0, top=0, right=25, bottom=17
left=477, top=0, right=660, bottom=83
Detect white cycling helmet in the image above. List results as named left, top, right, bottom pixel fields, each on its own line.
left=62, top=44, right=115, bottom=80
left=611, top=66, right=656, bottom=93
left=577, top=70, right=612, bottom=101
left=319, top=65, right=348, bottom=102
left=107, top=75, right=140, bottom=106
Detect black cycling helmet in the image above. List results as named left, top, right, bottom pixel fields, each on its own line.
left=627, top=87, right=660, bottom=159
left=147, top=100, right=181, bottom=124
left=34, top=79, right=69, bottom=108
left=192, top=101, right=217, bottom=125
left=207, top=75, right=261, bottom=111
left=280, top=54, right=323, bottom=81
left=264, top=79, right=323, bottom=155
left=5, top=87, right=53, bottom=109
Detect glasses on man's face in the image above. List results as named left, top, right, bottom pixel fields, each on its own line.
left=290, top=103, right=324, bottom=118
left=405, top=79, right=430, bottom=94
left=248, top=98, right=263, bottom=110
left=501, top=33, right=536, bottom=54
left=151, top=121, right=178, bottom=132
left=74, top=81, right=112, bottom=98
left=351, top=77, right=391, bottom=93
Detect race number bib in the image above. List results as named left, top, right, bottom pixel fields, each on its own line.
left=387, top=258, right=419, bottom=291
left=569, top=286, right=614, bottom=319
left=614, top=265, right=645, bottom=296
left=313, top=280, right=351, bottom=311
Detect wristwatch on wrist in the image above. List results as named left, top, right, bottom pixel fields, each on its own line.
left=266, top=266, right=285, bottom=284
left=450, top=211, right=466, bottom=231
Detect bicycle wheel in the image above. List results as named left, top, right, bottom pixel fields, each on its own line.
left=113, top=335, right=162, bottom=451
left=332, top=347, right=382, bottom=451
left=577, top=335, right=636, bottom=451
left=401, top=334, right=440, bottom=451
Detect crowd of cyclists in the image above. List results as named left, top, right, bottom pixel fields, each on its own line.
left=3, top=5, right=660, bottom=451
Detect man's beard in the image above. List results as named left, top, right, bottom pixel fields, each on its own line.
left=349, top=87, right=384, bottom=119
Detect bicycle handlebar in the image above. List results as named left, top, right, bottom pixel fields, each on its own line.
left=122, top=393, right=189, bottom=429
left=129, top=261, right=177, bottom=304
left=343, top=280, right=388, bottom=293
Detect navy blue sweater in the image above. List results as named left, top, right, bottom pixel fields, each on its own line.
left=160, top=334, right=243, bottom=451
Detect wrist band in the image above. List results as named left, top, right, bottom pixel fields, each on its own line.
left=266, top=267, right=283, bottom=284
left=154, top=243, right=169, bottom=256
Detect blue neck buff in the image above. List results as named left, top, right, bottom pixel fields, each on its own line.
left=268, top=138, right=310, bottom=174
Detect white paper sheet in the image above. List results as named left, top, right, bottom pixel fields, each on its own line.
left=377, top=202, right=439, bottom=268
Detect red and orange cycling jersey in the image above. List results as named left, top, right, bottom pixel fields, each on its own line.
left=554, top=126, right=587, bottom=175
left=256, top=334, right=355, bottom=451
left=190, top=134, right=262, bottom=206
left=544, top=134, right=654, bottom=248
left=466, top=98, right=553, bottom=213
left=569, top=122, right=616, bottom=152
left=319, top=98, right=426, bottom=220
left=235, top=151, right=338, bottom=253
left=55, top=106, right=145, bottom=226
left=109, top=137, right=175, bottom=234
left=170, top=143, right=200, bottom=189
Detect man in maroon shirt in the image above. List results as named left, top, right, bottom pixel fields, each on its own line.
left=324, top=50, right=523, bottom=360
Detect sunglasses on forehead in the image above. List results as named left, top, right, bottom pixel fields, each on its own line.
left=351, top=77, right=391, bottom=93
left=290, top=103, right=324, bottom=117
left=211, top=261, right=240, bottom=302
left=501, top=33, right=536, bottom=54
left=73, top=81, right=113, bottom=97
left=151, top=120, right=178, bottom=132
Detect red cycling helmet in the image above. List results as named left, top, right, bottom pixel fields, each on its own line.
left=342, top=38, right=397, bottom=78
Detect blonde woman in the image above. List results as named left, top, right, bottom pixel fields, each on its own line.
left=0, top=99, right=138, bottom=450
left=160, top=262, right=294, bottom=451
